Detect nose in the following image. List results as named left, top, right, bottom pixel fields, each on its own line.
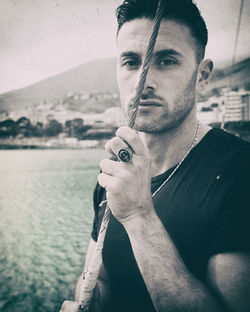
left=145, top=86, right=154, bottom=92
left=143, top=66, right=156, bottom=91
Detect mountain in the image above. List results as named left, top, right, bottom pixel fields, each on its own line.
left=204, top=58, right=250, bottom=95
left=0, top=57, right=250, bottom=114
left=0, top=57, right=118, bottom=112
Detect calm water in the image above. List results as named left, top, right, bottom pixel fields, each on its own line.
left=0, top=149, right=105, bottom=312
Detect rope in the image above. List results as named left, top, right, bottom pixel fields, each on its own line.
left=78, top=1, right=166, bottom=310
left=221, top=0, right=244, bottom=129
left=129, top=0, right=167, bottom=127
left=231, top=0, right=244, bottom=71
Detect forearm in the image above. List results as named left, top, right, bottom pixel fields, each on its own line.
left=75, top=273, right=84, bottom=302
left=75, top=266, right=111, bottom=307
left=123, top=208, right=224, bottom=312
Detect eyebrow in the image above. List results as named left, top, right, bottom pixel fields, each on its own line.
left=119, top=49, right=183, bottom=59
left=119, top=51, right=140, bottom=59
left=154, top=49, right=183, bottom=59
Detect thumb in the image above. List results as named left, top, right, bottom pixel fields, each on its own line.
left=60, top=300, right=80, bottom=311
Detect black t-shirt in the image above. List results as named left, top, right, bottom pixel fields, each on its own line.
left=91, top=128, right=250, bottom=312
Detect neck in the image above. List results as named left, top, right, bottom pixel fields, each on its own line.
left=138, top=112, right=210, bottom=177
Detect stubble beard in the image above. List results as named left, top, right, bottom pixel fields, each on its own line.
left=125, top=73, right=197, bottom=134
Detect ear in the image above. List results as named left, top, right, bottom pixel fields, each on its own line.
left=196, top=59, right=213, bottom=91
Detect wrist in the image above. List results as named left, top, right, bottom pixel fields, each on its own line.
left=121, top=201, right=156, bottom=231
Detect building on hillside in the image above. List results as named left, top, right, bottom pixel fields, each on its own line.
left=197, top=95, right=225, bottom=124
left=80, top=107, right=126, bottom=127
left=224, top=91, right=250, bottom=122
left=103, top=107, right=127, bottom=127
left=0, top=111, right=9, bottom=122
left=242, top=93, right=250, bottom=120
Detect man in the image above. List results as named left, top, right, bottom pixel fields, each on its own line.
left=61, top=0, right=250, bottom=311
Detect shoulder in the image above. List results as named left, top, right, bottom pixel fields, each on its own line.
left=191, top=128, right=250, bottom=184
left=208, top=127, right=250, bottom=153
left=204, top=128, right=250, bottom=172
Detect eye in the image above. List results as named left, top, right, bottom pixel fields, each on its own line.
left=120, top=58, right=140, bottom=70
left=158, top=59, right=178, bottom=67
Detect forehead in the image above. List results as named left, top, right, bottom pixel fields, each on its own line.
left=117, top=18, right=196, bottom=60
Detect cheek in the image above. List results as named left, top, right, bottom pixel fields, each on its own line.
left=160, top=69, right=196, bottom=95
left=160, top=70, right=185, bottom=87
left=117, top=75, right=130, bottom=111
left=117, top=69, right=140, bottom=96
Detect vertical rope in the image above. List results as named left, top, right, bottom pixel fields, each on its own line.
left=78, top=1, right=166, bottom=310
left=129, top=0, right=167, bottom=128
left=231, top=0, right=244, bottom=72
left=221, top=0, right=244, bottom=129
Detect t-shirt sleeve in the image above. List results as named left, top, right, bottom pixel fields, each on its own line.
left=91, top=182, right=106, bottom=242
left=208, top=160, right=250, bottom=257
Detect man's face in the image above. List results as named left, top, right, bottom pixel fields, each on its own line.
left=116, top=18, right=200, bottom=133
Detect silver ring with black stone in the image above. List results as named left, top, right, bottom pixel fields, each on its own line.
left=117, top=147, right=132, bottom=163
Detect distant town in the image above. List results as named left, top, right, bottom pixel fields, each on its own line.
left=0, top=91, right=124, bottom=148
left=0, top=87, right=250, bottom=149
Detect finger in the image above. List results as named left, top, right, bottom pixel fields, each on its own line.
left=104, top=137, right=118, bottom=157
left=105, top=136, right=131, bottom=157
left=99, top=158, right=121, bottom=176
left=60, top=300, right=79, bottom=312
left=116, top=126, right=146, bottom=156
left=98, top=172, right=118, bottom=191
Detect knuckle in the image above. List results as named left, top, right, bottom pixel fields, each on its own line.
left=99, top=158, right=107, bottom=169
left=117, top=127, right=138, bottom=146
left=118, top=169, right=129, bottom=179
left=105, top=138, right=115, bottom=150
left=129, top=135, right=138, bottom=147
left=100, top=158, right=113, bottom=172
left=98, top=172, right=104, bottom=179
left=106, top=136, right=122, bottom=150
left=113, top=136, right=122, bottom=146
left=116, top=126, right=129, bottom=137
left=97, top=172, right=104, bottom=184
left=104, top=140, right=110, bottom=150
left=61, top=300, right=72, bottom=311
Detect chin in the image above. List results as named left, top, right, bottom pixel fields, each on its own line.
left=134, top=114, right=186, bottom=134
left=135, top=122, right=173, bottom=134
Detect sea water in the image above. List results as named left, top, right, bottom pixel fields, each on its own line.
left=0, top=149, right=105, bottom=312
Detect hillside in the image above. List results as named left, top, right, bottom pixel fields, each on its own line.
left=0, top=57, right=118, bottom=112
left=0, top=57, right=250, bottom=113
left=204, top=58, right=250, bottom=95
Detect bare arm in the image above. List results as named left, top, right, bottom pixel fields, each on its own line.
left=61, top=238, right=110, bottom=311
left=75, top=238, right=96, bottom=302
left=123, top=208, right=225, bottom=312
left=61, top=239, right=97, bottom=312
left=207, top=252, right=250, bottom=312
left=75, top=238, right=111, bottom=308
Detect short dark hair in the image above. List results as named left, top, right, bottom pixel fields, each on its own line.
left=116, top=0, right=208, bottom=62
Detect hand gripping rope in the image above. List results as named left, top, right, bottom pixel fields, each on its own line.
left=78, top=1, right=167, bottom=310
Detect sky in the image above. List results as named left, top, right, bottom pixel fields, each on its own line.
left=0, top=0, right=249, bottom=94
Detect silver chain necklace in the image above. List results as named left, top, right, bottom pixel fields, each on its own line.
left=99, top=121, right=201, bottom=208
left=152, top=121, right=200, bottom=198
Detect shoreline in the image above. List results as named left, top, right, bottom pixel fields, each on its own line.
left=0, top=137, right=105, bottom=150
left=1, top=129, right=250, bottom=150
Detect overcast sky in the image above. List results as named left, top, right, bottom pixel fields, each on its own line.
left=0, top=0, right=249, bottom=94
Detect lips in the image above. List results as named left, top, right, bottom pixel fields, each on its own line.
left=139, top=99, right=162, bottom=106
